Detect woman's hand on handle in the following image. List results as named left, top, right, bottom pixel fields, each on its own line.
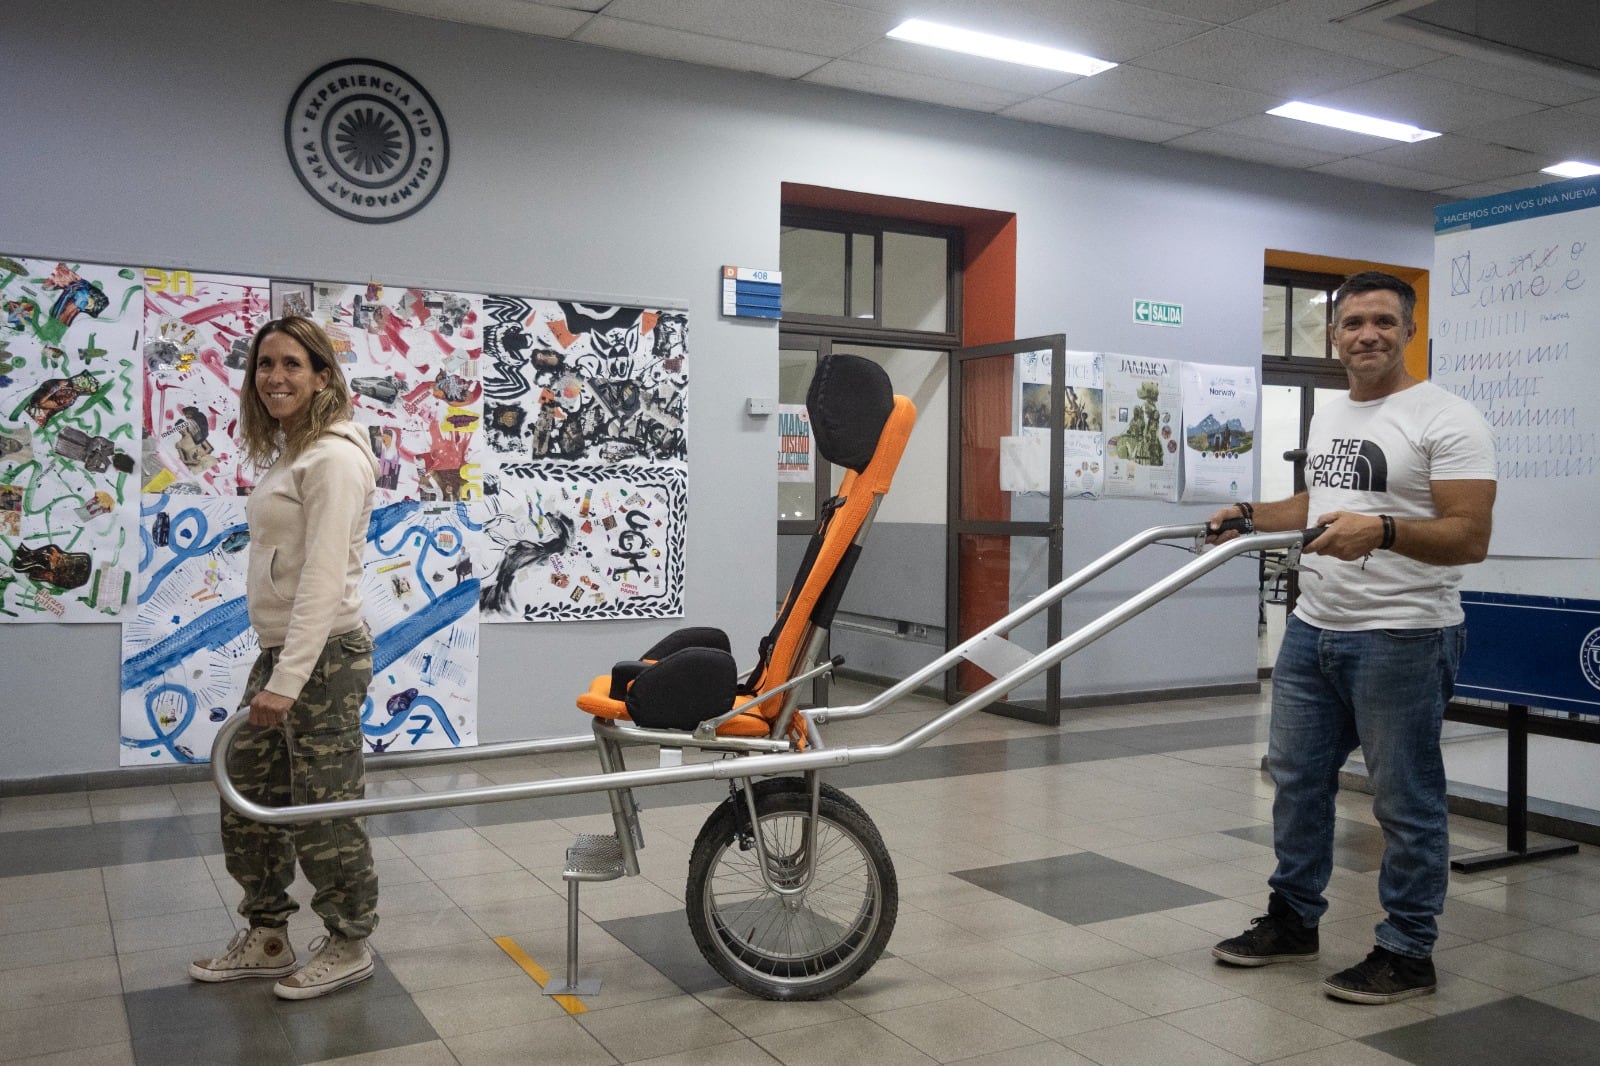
left=249, top=690, right=294, bottom=728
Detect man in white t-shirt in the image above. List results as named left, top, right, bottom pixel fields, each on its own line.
left=1207, top=272, right=1496, bottom=1004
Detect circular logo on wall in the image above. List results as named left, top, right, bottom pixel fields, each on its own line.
left=284, top=58, right=448, bottom=224
left=1582, top=627, right=1600, bottom=691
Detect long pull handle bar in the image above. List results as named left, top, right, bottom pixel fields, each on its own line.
left=211, top=523, right=1305, bottom=826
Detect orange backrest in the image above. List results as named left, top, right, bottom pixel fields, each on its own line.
left=753, top=393, right=916, bottom=721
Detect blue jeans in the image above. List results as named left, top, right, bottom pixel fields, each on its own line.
left=1268, top=614, right=1464, bottom=958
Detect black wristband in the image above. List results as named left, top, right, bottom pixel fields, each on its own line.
left=1237, top=502, right=1254, bottom=520
left=1379, top=514, right=1396, bottom=551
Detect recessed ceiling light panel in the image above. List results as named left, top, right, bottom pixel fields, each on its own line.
left=1267, top=101, right=1441, bottom=143
left=1542, top=161, right=1600, bottom=178
left=887, top=18, right=1116, bottom=77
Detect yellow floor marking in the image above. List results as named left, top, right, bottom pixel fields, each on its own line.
left=493, top=935, right=588, bottom=1014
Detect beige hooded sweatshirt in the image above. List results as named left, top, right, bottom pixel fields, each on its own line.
left=245, top=420, right=379, bottom=700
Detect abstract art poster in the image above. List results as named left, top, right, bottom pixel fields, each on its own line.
left=121, top=496, right=481, bottom=764
left=141, top=269, right=270, bottom=496
left=478, top=296, right=687, bottom=471
left=1179, top=362, right=1257, bottom=504
left=120, top=495, right=257, bottom=765
left=1103, top=352, right=1180, bottom=502
left=312, top=282, right=483, bottom=503
left=361, top=501, right=479, bottom=753
left=471, top=463, right=685, bottom=621
left=1, top=254, right=143, bottom=621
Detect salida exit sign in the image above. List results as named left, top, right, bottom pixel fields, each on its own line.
left=1133, top=299, right=1183, bottom=327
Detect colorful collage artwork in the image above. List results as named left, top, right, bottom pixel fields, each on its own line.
left=312, top=283, right=483, bottom=505
left=141, top=270, right=271, bottom=495
left=120, top=497, right=483, bottom=765
left=2, top=251, right=689, bottom=764
left=1, top=256, right=143, bottom=621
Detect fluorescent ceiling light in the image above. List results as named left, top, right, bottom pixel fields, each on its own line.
left=887, top=18, right=1116, bottom=77
left=1267, top=101, right=1440, bottom=143
left=1542, top=160, right=1600, bottom=178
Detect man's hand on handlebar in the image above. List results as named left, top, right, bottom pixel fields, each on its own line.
left=1204, top=506, right=1328, bottom=550
left=1300, top=511, right=1385, bottom=561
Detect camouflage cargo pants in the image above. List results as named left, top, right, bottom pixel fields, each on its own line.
left=222, top=627, right=379, bottom=939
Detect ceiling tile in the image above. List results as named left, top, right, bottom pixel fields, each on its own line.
left=1214, top=111, right=1388, bottom=155
left=1435, top=174, right=1568, bottom=201
left=843, top=39, right=1081, bottom=95
left=331, top=0, right=1600, bottom=193
left=601, top=0, right=892, bottom=56
left=573, top=15, right=828, bottom=78
left=1308, top=70, right=1545, bottom=133
left=1046, top=63, right=1277, bottom=127
left=997, top=98, right=1197, bottom=142
left=831, top=0, right=1213, bottom=60
left=1414, top=55, right=1598, bottom=107
left=1115, top=0, right=1281, bottom=25
left=338, top=0, right=593, bottom=36
left=1361, top=136, right=1545, bottom=183
left=1456, top=106, right=1600, bottom=158
left=1232, top=0, right=1450, bottom=70
left=803, top=58, right=1031, bottom=112
left=1135, top=26, right=1397, bottom=98
left=1309, top=156, right=1459, bottom=191
left=1164, top=129, right=1347, bottom=168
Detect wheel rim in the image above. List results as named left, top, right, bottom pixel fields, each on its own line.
left=702, top=809, right=882, bottom=987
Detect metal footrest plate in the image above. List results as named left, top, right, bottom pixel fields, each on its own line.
left=565, top=833, right=625, bottom=881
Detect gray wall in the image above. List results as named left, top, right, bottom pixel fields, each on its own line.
left=1, top=0, right=1439, bottom=782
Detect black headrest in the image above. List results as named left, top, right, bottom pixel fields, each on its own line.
left=806, top=354, right=894, bottom=473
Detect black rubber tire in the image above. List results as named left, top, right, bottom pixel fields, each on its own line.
left=685, top=782, right=897, bottom=1000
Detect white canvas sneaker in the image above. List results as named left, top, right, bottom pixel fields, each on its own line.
left=189, top=926, right=298, bottom=981
left=272, top=934, right=374, bottom=1000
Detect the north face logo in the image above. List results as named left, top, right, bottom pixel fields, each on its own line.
left=1306, top=438, right=1388, bottom=492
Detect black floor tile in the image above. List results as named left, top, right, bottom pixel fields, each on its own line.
left=1360, top=995, right=1600, bottom=1066
left=954, top=852, right=1222, bottom=925
left=601, top=910, right=723, bottom=994
left=126, top=951, right=435, bottom=1066
left=0, top=819, right=202, bottom=877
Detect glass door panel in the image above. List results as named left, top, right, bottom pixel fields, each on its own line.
left=949, top=337, right=1065, bottom=724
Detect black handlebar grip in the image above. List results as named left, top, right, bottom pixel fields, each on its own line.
left=1208, top=516, right=1253, bottom=536
left=1207, top=518, right=1329, bottom=546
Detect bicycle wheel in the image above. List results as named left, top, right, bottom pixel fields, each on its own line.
left=686, top=780, right=896, bottom=1000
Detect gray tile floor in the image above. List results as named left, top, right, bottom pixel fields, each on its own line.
left=3, top=680, right=1598, bottom=1065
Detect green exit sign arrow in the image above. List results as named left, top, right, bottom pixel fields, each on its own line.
left=1133, top=299, right=1183, bottom=327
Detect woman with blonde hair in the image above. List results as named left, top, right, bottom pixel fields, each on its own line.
left=190, top=316, right=383, bottom=1000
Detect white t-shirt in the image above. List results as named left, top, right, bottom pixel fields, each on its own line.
left=1295, top=380, right=1496, bottom=631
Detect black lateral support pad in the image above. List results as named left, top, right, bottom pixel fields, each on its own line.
left=626, top=647, right=738, bottom=731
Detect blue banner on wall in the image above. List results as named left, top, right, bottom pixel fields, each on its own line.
left=1434, top=173, right=1600, bottom=233
left=1458, top=592, right=1600, bottom=714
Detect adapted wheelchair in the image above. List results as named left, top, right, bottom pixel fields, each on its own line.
left=214, top=354, right=1322, bottom=1002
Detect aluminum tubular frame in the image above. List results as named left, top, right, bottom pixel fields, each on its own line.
left=211, top=523, right=1307, bottom=825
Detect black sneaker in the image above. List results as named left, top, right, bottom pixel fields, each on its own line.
left=1212, top=911, right=1319, bottom=966
left=1323, top=946, right=1436, bottom=1004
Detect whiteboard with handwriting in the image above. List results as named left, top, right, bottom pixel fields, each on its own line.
left=1431, top=173, right=1600, bottom=574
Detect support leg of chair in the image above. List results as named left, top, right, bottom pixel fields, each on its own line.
left=542, top=878, right=602, bottom=996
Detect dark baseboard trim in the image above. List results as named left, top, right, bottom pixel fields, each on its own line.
left=3, top=761, right=213, bottom=797
left=834, top=669, right=1262, bottom=714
